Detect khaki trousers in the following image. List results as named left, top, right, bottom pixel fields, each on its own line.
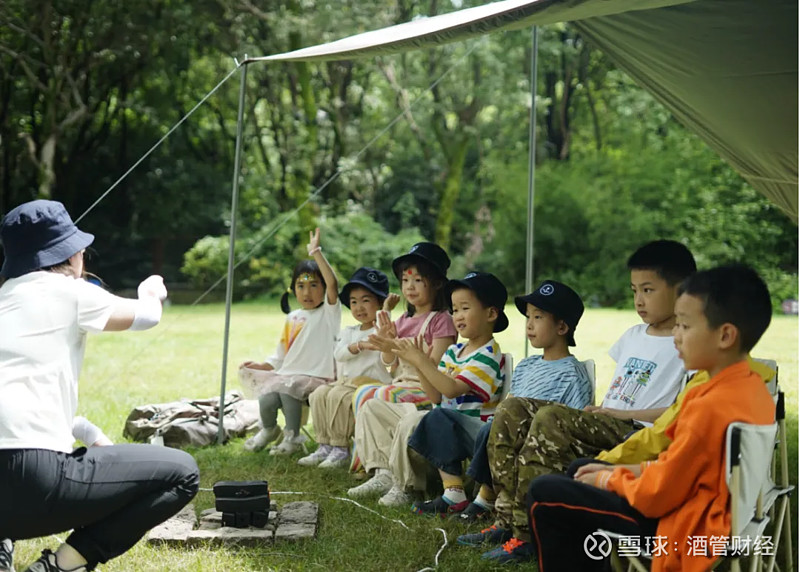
left=354, top=398, right=429, bottom=491
left=309, top=376, right=378, bottom=447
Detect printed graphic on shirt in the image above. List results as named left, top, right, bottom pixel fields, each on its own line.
left=281, top=316, right=306, bottom=352
left=605, top=357, right=656, bottom=406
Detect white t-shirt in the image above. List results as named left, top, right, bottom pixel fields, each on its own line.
left=602, top=324, right=684, bottom=417
left=0, top=272, right=117, bottom=453
left=333, top=325, right=392, bottom=384
left=265, top=298, right=342, bottom=379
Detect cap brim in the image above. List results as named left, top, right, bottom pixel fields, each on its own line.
left=0, top=228, right=94, bottom=278
left=391, top=253, right=446, bottom=279
left=494, top=311, right=509, bottom=333
left=339, top=280, right=387, bottom=308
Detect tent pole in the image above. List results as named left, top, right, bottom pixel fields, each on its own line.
left=217, top=60, right=249, bottom=445
left=524, top=27, right=538, bottom=358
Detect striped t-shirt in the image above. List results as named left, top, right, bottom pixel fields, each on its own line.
left=510, top=355, right=592, bottom=409
left=438, top=340, right=504, bottom=420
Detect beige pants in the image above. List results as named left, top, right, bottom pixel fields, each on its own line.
left=354, top=398, right=429, bottom=491
left=309, top=376, right=380, bottom=447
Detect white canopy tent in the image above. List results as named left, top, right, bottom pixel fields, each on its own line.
left=216, top=0, right=798, bottom=441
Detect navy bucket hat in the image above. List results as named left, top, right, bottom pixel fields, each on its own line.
left=0, top=200, right=94, bottom=279
left=391, top=242, right=450, bottom=281
left=339, top=267, right=390, bottom=307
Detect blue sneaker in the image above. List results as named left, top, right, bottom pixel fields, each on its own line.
left=481, top=537, right=536, bottom=563
left=457, top=524, right=511, bottom=547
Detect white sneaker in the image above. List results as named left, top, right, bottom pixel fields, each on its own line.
left=243, top=426, right=282, bottom=452
left=378, top=485, right=415, bottom=507
left=269, top=430, right=307, bottom=456
left=297, top=444, right=332, bottom=466
left=347, top=471, right=393, bottom=498
left=318, top=447, right=350, bottom=469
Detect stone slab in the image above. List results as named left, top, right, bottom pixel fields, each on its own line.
left=278, top=501, right=318, bottom=525
left=186, top=527, right=274, bottom=547
left=274, top=523, right=316, bottom=542
left=147, top=503, right=198, bottom=545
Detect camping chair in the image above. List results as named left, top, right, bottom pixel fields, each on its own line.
left=753, top=359, right=794, bottom=572
left=604, top=420, right=779, bottom=572
left=583, top=358, right=596, bottom=406
left=496, top=353, right=514, bottom=403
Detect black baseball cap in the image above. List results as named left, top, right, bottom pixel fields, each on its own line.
left=447, top=272, right=509, bottom=332
left=339, top=267, right=390, bottom=307
left=391, top=242, right=450, bottom=280
left=515, top=280, right=585, bottom=346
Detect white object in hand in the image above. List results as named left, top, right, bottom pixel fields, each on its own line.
left=137, top=275, right=168, bottom=301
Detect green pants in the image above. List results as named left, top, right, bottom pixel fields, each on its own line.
left=488, top=397, right=636, bottom=541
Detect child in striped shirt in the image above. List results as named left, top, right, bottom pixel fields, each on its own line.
left=397, top=272, right=509, bottom=512
left=410, top=279, right=590, bottom=519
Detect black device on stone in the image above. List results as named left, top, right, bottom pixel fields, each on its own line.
left=213, top=480, right=270, bottom=528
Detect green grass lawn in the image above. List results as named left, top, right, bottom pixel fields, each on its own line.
left=12, top=304, right=798, bottom=571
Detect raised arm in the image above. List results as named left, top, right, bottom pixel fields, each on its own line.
left=103, top=275, right=167, bottom=332
left=307, top=227, right=338, bottom=305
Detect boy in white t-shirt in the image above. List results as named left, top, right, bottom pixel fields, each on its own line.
left=472, top=239, right=697, bottom=564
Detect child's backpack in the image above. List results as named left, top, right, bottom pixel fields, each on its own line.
left=123, top=391, right=259, bottom=448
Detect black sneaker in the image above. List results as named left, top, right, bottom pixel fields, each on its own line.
left=0, top=539, right=13, bottom=572
left=412, top=495, right=470, bottom=518
left=456, top=524, right=512, bottom=547
left=23, top=550, right=86, bottom=572
left=449, top=501, right=493, bottom=523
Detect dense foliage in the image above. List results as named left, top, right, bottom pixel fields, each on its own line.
left=1, top=1, right=796, bottom=308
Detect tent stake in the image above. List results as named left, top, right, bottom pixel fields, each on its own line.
left=218, top=60, right=249, bottom=445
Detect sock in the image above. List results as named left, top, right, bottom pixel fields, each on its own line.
left=474, top=485, right=496, bottom=510
left=376, top=468, right=392, bottom=476
left=441, top=477, right=466, bottom=505
left=55, top=543, right=87, bottom=570
left=315, top=444, right=333, bottom=456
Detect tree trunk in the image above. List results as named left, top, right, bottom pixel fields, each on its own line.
left=434, top=137, right=469, bottom=249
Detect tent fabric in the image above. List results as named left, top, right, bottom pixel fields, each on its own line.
left=573, top=0, right=798, bottom=221
left=251, top=0, right=692, bottom=63
left=254, top=0, right=798, bottom=221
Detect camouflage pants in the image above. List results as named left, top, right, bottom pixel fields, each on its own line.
left=488, top=397, right=635, bottom=541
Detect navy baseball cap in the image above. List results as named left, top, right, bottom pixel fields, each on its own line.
left=515, top=280, right=585, bottom=346
left=0, top=200, right=94, bottom=279
left=339, top=267, right=390, bottom=307
left=447, top=271, right=509, bottom=332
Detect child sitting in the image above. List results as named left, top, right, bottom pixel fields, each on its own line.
left=347, top=242, right=456, bottom=479
left=351, top=272, right=506, bottom=507
left=468, top=239, right=696, bottom=564
left=528, top=264, right=776, bottom=571
left=240, top=228, right=341, bottom=455
left=408, top=279, right=591, bottom=519
left=297, top=268, right=393, bottom=469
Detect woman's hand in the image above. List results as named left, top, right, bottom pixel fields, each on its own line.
left=137, top=275, right=168, bottom=300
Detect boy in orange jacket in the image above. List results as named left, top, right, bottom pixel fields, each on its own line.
left=526, top=264, right=776, bottom=571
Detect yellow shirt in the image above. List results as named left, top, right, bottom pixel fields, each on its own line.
left=596, top=357, right=775, bottom=464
